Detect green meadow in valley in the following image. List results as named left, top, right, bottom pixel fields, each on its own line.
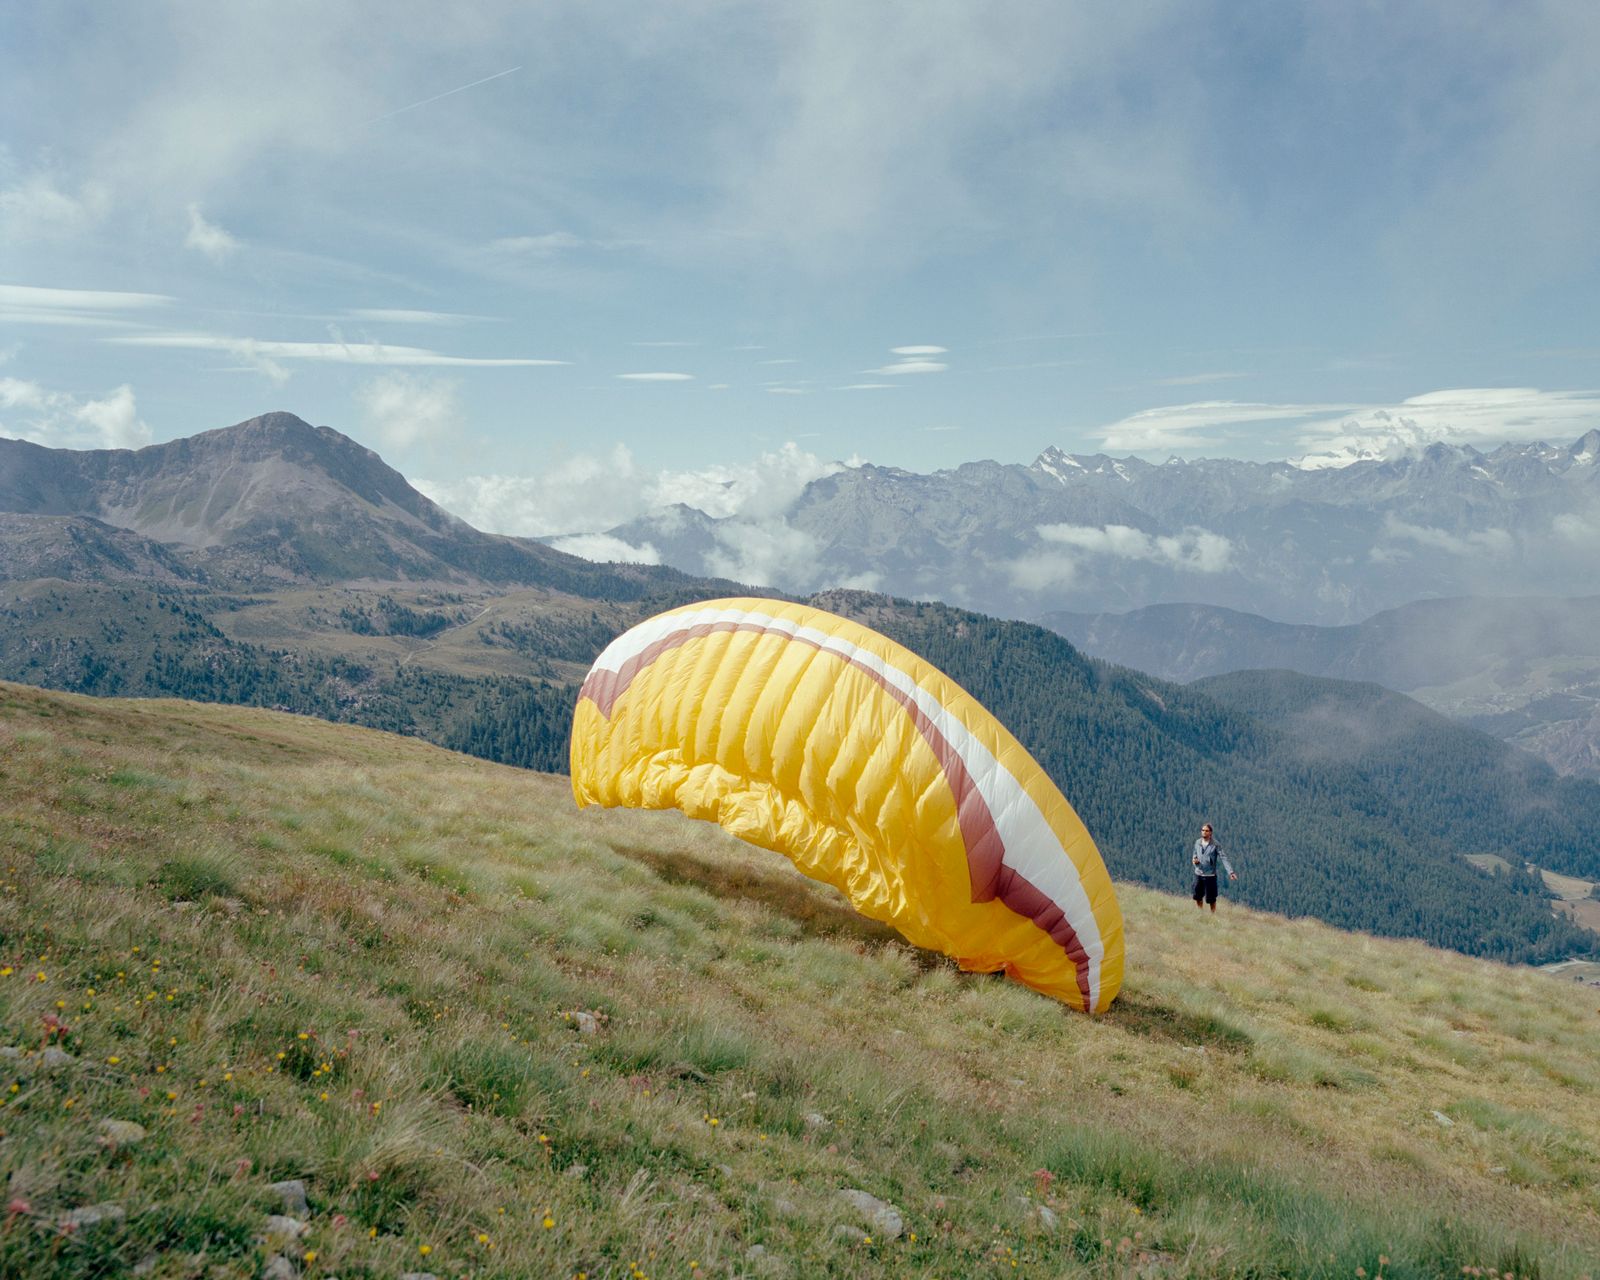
left=1, top=681, right=1597, bottom=1278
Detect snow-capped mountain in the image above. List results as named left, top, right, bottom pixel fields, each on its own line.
left=606, top=430, right=1600, bottom=625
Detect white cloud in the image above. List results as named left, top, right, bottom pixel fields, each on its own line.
left=0, top=377, right=152, bottom=449
left=767, top=386, right=808, bottom=395
left=1037, top=522, right=1234, bottom=572
left=650, top=441, right=843, bottom=519
left=704, top=520, right=823, bottom=590
left=346, top=308, right=483, bottom=325
left=866, top=359, right=948, bottom=375
left=184, top=203, right=239, bottom=262
left=1009, top=522, right=1233, bottom=593
left=1380, top=516, right=1513, bottom=558
left=415, top=445, right=646, bottom=537
left=355, top=371, right=461, bottom=449
left=837, top=383, right=897, bottom=391
left=891, top=345, right=946, bottom=355
left=1292, top=389, right=1600, bottom=466
left=616, top=371, right=693, bottom=382
left=546, top=533, right=661, bottom=564
left=416, top=439, right=843, bottom=540
left=106, top=332, right=567, bottom=369
left=757, top=358, right=799, bottom=365
left=1006, top=550, right=1080, bottom=593
left=1552, top=511, right=1600, bottom=547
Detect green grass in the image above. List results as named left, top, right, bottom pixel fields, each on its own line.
left=1, top=680, right=1599, bottom=1278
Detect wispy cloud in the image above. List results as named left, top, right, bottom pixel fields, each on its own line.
left=487, top=231, right=588, bottom=256
left=1097, top=400, right=1349, bottom=452
left=1156, top=371, right=1249, bottom=386
left=346, top=308, right=486, bottom=325
left=866, top=359, right=948, bottom=375
left=837, top=383, right=897, bottom=391
left=616, top=371, right=693, bottom=382
left=0, top=284, right=173, bottom=328
left=891, top=345, right=946, bottom=355
left=757, top=358, right=799, bottom=366
left=0, top=172, right=109, bottom=242
left=184, top=204, right=239, bottom=263
left=106, top=331, right=568, bottom=370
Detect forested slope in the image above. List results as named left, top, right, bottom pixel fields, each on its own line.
left=1193, top=669, right=1600, bottom=880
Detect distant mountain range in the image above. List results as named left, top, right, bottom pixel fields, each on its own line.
left=2, top=411, right=1597, bottom=963
left=1047, top=596, right=1600, bottom=779
left=606, top=431, right=1600, bottom=626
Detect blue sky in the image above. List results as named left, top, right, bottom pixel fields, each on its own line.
left=2, top=2, right=1598, bottom=536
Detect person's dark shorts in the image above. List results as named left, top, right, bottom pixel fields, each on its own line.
left=1192, top=874, right=1218, bottom=905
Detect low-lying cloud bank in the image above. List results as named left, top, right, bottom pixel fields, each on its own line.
left=415, top=441, right=845, bottom=545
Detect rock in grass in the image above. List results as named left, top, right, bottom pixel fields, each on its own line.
left=564, top=1010, right=600, bottom=1034
left=399, top=1274, right=440, bottom=1280
left=837, top=1188, right=904, bottom=1239
left=39, top=1046, right=76, bottom=1071
left=268, top=1179, right=309, bottom=1216
left=832, top=1224, right=869, bottom=1244
left=563, top=1162, right=589, bottom=1180
left=98, top=1119, right=147, bottom=1147
left=1431, top=1110, right=1454, bottom=1127
left=264, top=1214, right=308, bottom=1240
left=803, top=1111, right=830, bottom=1130
left=262, top=1257, right=295, bottom=1280
left=40, top=1203, right=125, bottom=1234
left=1034, top=1203, right=1059, bottom=1232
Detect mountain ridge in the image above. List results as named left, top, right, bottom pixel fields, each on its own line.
left=0, top=412, right=699, bottom=597
left=606, top=430, right=1600, bottom=625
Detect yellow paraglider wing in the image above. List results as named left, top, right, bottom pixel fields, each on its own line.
left=570, top=598, right=1124, bottom=1012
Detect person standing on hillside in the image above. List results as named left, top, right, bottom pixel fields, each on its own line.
left=1192, top=823, right=1236, bottom=912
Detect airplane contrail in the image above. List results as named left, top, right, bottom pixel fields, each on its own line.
left=364, top=65, right=523, bottom=126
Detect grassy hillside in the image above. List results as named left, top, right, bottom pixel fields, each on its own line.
left=4, top=583, right=1595, bottom=966
left=2, top=683, right=1598, bottom=1278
